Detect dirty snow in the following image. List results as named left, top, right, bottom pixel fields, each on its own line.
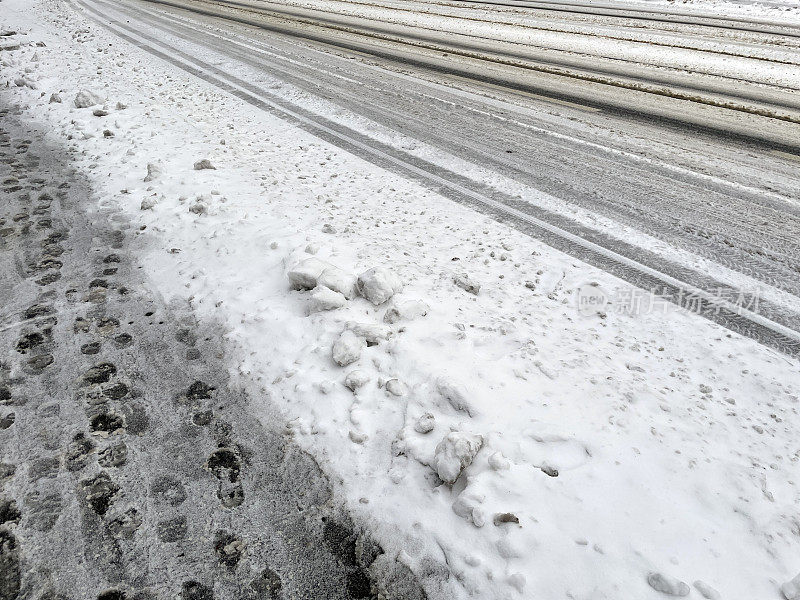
left=2, top=0, right=799, bottom=599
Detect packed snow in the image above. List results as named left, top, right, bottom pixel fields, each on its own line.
left=2, top=0, right=799, bottom=598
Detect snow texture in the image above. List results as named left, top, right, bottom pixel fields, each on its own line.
left=356, top=267, right=402, bottom=305
left=332, top=330, right=364, bottom=367
left=308, top=286, right=347, bottom=312
left=648, top=572, right=691, bottom=596
left=783, top=573, right=800, bottom=600
left=73, top=89, right=101, bottom=108
left=432, top=432, right=484, bottom=484
left=288, top=257, right=332, bottom=290
left=4, top=1, right=799, bottom=598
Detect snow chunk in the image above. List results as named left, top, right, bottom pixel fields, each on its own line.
left=345, top=322, right=390, bottom=345
left=189, top=201, right=207, bottom=215
left=344, top=370, right=370, bottom=392
left=357, top=267, right=402, bottom=305
left=288, top=257, right=332, bottom=290
left=783, top=572, right=800, bottom=600
left=73, top=90, right=102, bottom=108
left=384, top=299, right=429, bottom=324
left=318, top=267, right=357, bottom=300
left=437, top=377, right=475, bottom=416
left=143, top=162, right=162, bottom=183
left=647, top=572, right=690, bottom=597
left=309, top=286, right=347, bottom=312
left=452, top=490, right=485, bottom=527
left=414, top=412, right=435, bottom=434
left=332, top=330, right=364, bottom=367
left=453, top=272, right=480, bottom=295
left=48, top=93, right=61, bottom=104
left=385, top=379, right=407, bottom=396
left=193, top=158, right=215, bottom=170
left=488, top=451, right=510, bottom=471
left=693, top=581, right=721, bottom=600
left=349, top=430, right=368, bottom=444
left=433, top=432, right=483, bottom=484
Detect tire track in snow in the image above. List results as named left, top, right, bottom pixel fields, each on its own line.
left=76, top=0, right=800, bottom=359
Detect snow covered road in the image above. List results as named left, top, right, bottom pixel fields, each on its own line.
left=76, top=0, right=800, bottom=354
left=2, top=0, right=800, bottom=598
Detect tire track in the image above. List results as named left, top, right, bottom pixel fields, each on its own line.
left=74, top=0, right=800, bottom=357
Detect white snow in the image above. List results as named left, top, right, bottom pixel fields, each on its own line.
left=383, top=299, right=429, bottom=324
left=332, top=329, right=365, bottom=367
left=432, top=431, right=485, bottom=484
left=694, top=580, right=722, bottom=600
left=413, top=412, right=436, bottom=434
left=73, top=89, right=102, bottom=108
left=2, top=0, right=799, bottom=599
left=356, top=266, right=403, bottom=305
left=648, top=572, right=691, bottom=596
left=783, top=572, right=800, bottom=600
left=308, top=286, right=348, bottom=313
left=344, top=369, right=371, bottom=392
left=317, top=267, right=358, bottom=300
left=287, top=257, right=332, bottom=290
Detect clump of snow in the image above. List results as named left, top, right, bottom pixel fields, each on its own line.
left=318, top=266, right=357, bottom=299
left=383, top=299, right=429, bottom=324
left=452, top=489, right=486, bottom=527
left=344, top=369, right=370, bottom=392
left=783, top=572, right=800, bottom=600
left=332, top=330, right=364, bottom=367
left=193, top=158, right=215, bottom=170
left=453, top=272, right=480, bottom=295
left=487, top=451, right=510, bottom=471
left=356, top=267, right=402, bottom=305
left=648, top=572, right=690, bottom=596
left=432, top=431, right=483, bottom=484
left=345, top=321, right=390, bottom=345
left=188, top=200, right=207, bottom=215
left=413, top=412, right=435, bottom=434
left=349, top=430, right=368, bottom=444
left=48, top=92, right=60, bottom=103
left=143, top=162, right=161, bottom=183
left=73, top=89, right=101, bottom=108
left=287, top=257, right=331, bottom=290
left=384, top=378, right=407, bottom=396
left=309, top=286, right=347, bottom=312
left=436, top=377, right=475, bottom=416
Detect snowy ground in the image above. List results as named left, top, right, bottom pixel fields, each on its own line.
left=609, top=0, right=800, bottom=20
left=2, top=0, right=800, bottom=599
